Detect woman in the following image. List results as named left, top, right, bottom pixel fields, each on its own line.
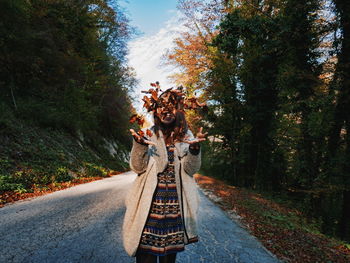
left=122, top=88, right=207, bottom=263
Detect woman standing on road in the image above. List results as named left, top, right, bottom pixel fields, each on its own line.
left=122, top=84, right=207, bottom=263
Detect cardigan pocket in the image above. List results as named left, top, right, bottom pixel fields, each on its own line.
left=125, top=159, right=155, bottom=208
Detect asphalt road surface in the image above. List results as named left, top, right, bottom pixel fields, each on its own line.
left=0, top=171, right=282, bottom=263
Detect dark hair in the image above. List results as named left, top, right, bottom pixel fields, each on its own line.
left=153, top=110, right=188, bottom=141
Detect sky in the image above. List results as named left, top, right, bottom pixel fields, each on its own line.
left=120, top=0, right=185, bottom=113
left=122, top=0, right=179, bottom=36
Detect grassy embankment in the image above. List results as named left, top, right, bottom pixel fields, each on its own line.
left=194, top=174, right=350, bottom=263
left=0, top=111, right=129, bottom=207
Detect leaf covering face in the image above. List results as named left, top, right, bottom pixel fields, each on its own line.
left=129, top=81, right=207, bottom=142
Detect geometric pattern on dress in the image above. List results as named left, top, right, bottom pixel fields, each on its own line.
left=138, top=144, right=186, bottom=256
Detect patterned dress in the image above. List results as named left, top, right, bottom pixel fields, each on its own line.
left=137, top=144, right=185, bottom=256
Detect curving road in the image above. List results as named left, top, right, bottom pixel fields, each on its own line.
left=0, top=171, right=282, bottom=263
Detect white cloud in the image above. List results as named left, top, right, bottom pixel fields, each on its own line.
left=127, top=11, right=186, bottom=113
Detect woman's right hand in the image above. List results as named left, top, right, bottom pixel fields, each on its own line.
left=130, top=129, right=155, bottom=146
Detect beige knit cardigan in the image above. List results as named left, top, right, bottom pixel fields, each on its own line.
left=122, top=127, right=201, bottom=257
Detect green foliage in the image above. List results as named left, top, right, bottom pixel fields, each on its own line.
left=0, top=104, right=128, bottom=194
left=83, top=162, right=109, bottom=177
left=0, top=175, right=27, bottom=192
left=200, top=141, right=234, bottom=181
left=184, top=0, right=350, bottom=242
left=208, top=4, right=286, bottom=190
left=0, top=0, right=135, bottom=142
left=0, top=0, right=133, bottom=198
left=55, top=167, right=74, bottom=183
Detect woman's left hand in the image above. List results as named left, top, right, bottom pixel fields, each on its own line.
left=183, top=127, right=207, bottom=144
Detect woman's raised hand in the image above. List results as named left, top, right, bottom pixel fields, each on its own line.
left=130, top=129, right=155, bottom=146
left=183, top=127, right=208, bottom=144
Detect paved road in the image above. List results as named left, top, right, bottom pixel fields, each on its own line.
left=0, top=171, right=282, bottom=263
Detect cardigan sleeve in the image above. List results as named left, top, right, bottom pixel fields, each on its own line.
left=129, top=137, right=149, bottom=174
left=182, top=131, right=202, bottom=177
left=182, top=146, right=201, bottom=177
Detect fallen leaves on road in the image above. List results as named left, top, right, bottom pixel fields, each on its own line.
left=194, top=173, right=350, bottom=263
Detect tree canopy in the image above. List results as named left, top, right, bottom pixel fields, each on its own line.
left=165, top=0, right=350, bottom=242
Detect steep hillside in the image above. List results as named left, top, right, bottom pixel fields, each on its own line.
left=0, top=109, right=130, bottom=205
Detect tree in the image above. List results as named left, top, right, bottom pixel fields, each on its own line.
left=0, top=0, right=135, bottom=143
left=326, top=0, right=350, bottom=241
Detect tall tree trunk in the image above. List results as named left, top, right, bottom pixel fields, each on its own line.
left=327, top=0, right=350, bottom=166
left=281, top=0, right=320, bottom=189
left=328, top=0, right=350, bottom=241
left=339, top=189, right=350, bottom=241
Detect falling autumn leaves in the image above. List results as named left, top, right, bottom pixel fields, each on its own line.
left=129, top=81, right=207, bottom=142
left=129, top=114, right=145, bottom=126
